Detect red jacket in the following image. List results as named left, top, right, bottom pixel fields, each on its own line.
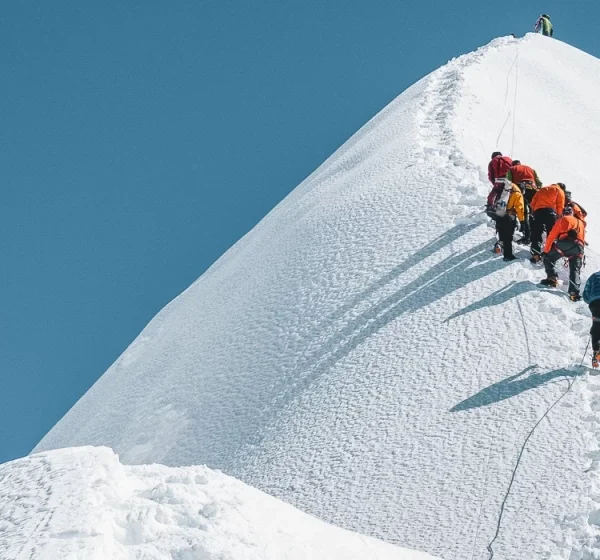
left=506, top=164, right=542, bottom=187
left=488, top=156, right=513, bottom=185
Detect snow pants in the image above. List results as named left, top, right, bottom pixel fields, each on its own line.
left=543, top=239, right=584, bottom=294
left=531, top=208, right=557, bottom=255
left=497, top=215, right=517, bottom=258
left=520, top=187, right=536, bottom=242
left=590, top=301, right=600, bottom=352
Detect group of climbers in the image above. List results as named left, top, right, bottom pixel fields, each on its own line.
left=485, top=152, right=588, bottom=300
left=486, top=151, right=594, bottom=364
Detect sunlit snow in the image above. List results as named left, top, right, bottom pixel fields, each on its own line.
left=26, top=34, right=600, bottom=558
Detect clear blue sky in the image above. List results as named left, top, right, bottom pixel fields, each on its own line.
left=1, top=1, right=596, bottom=464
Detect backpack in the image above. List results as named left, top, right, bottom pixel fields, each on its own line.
left=494, top=181, right=512, bottom=217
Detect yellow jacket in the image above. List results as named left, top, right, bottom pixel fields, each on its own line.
left=506, top=183, right=525, bottom=222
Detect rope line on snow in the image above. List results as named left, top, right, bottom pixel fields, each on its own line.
left=468, top=398, right=498, bottom=560
left=495, top=45, right=520, bottom=149
left=469, top=298, right=531, bottom=560
left=511, top=45, right=520, bottom=155
left=486, top=338, right=591, bottom=560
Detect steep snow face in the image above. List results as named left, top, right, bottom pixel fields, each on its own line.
left=35, top=34, right=600, bottom=558
left=0, top=447, right=439, bottom=560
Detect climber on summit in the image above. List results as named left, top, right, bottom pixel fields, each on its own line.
left=583, top=271, right=600, bottom=368
left=535, top=14, right=553, bottom=37
left=495, top=181, right=524, bottom=261
left=529, top=183, right=566, bottom=262
left=539, top=205, right=585, bottom=301
left=506, top=159, right=542, bottom=245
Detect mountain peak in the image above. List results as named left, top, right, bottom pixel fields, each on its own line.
left=35, top=34, right=600, bottom=558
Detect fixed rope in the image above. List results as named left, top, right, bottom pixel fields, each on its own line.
left=510, top=46, right=520, bottom=154
left=486, top=338, right=591, bottom=560
left=495, top=44, right=520, bottom=149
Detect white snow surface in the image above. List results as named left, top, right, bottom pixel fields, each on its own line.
left=0, top=446, right=438, bottom=560
left=34, top=34, right=600, bottom=558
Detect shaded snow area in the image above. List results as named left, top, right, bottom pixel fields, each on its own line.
left=32, top=34, right=600, bottom=558
left=0, top=447, right=438, bottom=560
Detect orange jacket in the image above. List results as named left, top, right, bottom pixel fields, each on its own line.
left=544, top=215, right=586, bottom=253
left=506, top=184, right=525, bottom=222
left=530, top=184, right=565, bottom=216
left=569, top=201, right=587, bottom=223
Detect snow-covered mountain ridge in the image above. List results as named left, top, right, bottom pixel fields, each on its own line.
left=32, top=34, right=600, bottom=558
left=0, top=446, right=439, bottom=560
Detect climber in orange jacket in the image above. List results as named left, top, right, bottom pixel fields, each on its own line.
left=529, top=183, right=566, bottom=262
left=539, top=206, right=586, bottom=300
left=565, top=190, right=587, bottom=223
left=495, top=182, right=525, bottom=261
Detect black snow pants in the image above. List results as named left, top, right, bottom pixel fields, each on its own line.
left=590, top=301, right=600, bottom=352
left=497, top=214, right=517, bottom=258
left=543, top=239, right=584, bottom=294
left=520, top=187, right=536, bottom=242
left=531, top=208, right=557, bottom=256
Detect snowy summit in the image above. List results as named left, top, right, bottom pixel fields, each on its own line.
left=10, top=33, right=600, bottom=558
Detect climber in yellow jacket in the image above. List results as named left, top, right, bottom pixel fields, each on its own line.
left=495, top=182, right=525, bottom=261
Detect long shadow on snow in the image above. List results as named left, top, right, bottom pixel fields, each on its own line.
left=444, top=280, right=566, bottom=322
left=305, top=238, right=504, bottom=377
left=328, top=221, right=481, bottom=323
left=450, top=365, right=580, bottom=412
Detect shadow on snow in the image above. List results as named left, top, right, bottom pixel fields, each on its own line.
left=450, top=365, right=581, bottom=412
left=444, top=280, right=566, bottom=322
left=303, top=231, right=503, bottom=379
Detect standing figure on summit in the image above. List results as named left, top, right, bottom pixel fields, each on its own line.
left=529, top=183, right=566, bottom=262
left=535, top=14, right=553, bottom=37
left=506, top=159, right=542, bottom=245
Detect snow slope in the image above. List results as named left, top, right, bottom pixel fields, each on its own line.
left=35, top=34, right=600, bottom=558
left=0, top=446, right=438, bottom=560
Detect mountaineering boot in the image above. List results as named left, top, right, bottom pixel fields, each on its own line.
left=593, top=351, right=600, bottom=369
left=493, top=241, right=503, bottom=254
left=503, top=255, right=517, bottom=262
left=530, top=253, right=542, bottom=264
left=540, top=277, right=559, bottom=288
left=569, top=292, right=582, bottom=302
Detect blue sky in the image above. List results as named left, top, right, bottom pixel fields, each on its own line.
left=1, top=1, right=596, bottom=464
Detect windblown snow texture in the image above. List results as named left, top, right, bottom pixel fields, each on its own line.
left=0, top=447, right=439, bottom=560
left=35, top=34, right=600, bottom=558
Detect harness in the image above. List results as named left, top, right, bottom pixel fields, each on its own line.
left=554, top=239, right=584, bottom=260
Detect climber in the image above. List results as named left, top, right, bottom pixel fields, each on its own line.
left=486, top=153, right=514, bottom=253
left=565, top=191, right=588, bottom=223
left=534, top=14, right=553, bottom=37
left=529, top=183, right=566, bottom=262
left=539, top=205, right=585, bottom=301
left=506, top=159, right=542, bottom=245
left=583, top=271, right=600, bottom=368
left=494, top=181, right=525, bottom=261
left=487, top=152, right=513, bottom=190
